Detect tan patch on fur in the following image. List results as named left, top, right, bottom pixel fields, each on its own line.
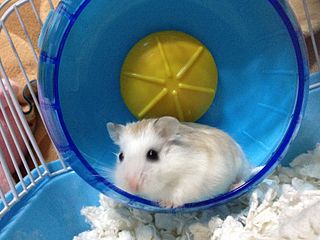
left=126, top=119, right=154, bottom=135
left=170, top=124, right=209, bottom=153
left=178, top=123, right=241, bottom=164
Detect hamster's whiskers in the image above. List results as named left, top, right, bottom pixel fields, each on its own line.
left=89, top=163, right=115, bottom=181
left=139, top=174, right=146, bottom=187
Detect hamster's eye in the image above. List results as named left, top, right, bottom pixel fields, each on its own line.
left=146, top=149, right=159, bottom=162
left=119, top=152, right=124, bottom=162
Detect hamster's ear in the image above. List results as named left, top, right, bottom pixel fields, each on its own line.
left=154, top=116, right=179, bottom=138
left=106, top=122, right=124, bottom=143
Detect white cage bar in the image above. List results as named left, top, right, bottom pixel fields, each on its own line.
left=0, top=0, right=67, bottom=216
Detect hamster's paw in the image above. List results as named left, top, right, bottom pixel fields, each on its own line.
left=159, top=200, right=183, bottom=208
left=159, top=200, right=175, bottom=208
left=229, top=180, right=245, bottom=191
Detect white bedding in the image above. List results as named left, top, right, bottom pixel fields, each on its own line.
left=74, top=144, right=320, bottom=240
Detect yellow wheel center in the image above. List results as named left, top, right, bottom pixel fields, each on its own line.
left=120, top=31, right=218, bottom=122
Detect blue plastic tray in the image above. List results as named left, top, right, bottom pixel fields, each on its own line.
left=0, top=161, right=99, bottom=240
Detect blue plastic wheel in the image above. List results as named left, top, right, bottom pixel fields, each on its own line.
left=38, top=0, right=309, bottom=212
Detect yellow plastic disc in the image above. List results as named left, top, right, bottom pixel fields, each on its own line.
left=120, top=31, right=218, bottom=122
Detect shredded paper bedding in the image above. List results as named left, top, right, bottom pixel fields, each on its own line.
left=74, top=144, right=320, bottom=240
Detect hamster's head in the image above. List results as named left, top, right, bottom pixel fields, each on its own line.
left=106, top=116, right=182, bottom=201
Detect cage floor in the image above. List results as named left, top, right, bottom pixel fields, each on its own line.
left=0, top=161, right=100, bottom=240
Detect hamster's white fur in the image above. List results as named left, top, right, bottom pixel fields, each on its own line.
left=107, top=116, right=250, bottom=208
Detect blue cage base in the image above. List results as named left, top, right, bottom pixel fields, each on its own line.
left=0, top=161, right=100, bottom=240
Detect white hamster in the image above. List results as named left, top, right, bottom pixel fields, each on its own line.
left=107, top=116, right=250, bottom=208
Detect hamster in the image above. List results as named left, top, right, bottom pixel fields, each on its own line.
left=106, top=116, right=251, bottom=208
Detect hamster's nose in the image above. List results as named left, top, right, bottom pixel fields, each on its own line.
left=127, top=177, right=139, bottom=193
